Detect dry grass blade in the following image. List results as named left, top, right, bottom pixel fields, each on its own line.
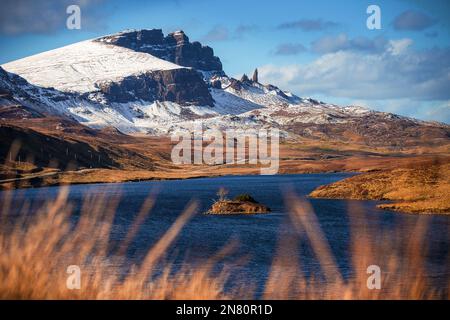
left=137, top=200, right=198, bottom=280
left=117, top=190, right=157, bottom=256
left=0, top=188, right=234, bottom=299
left=0, top=179, right=448, bottom=299
left=285, top=191, right=343, bottom=286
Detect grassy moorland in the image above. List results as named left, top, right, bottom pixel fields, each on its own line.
left=310, top=160, right=450, bottom=214
left=1, top=117, right=449, bottom=215
left=0, top=188, right=448, bottom=299
left=1, top=119, right=448, bottom=189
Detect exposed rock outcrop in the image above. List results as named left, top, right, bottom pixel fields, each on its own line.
left=0, top=66, right=60, bottom=118
left=207, top=194, right=271, bottom=215
left=211, top=79, right=222, bottom=89
left=252, top=68, right=258, bottom=83
left=240, top=74, right=250, bottom=82
left=97, top=29, right=223, bottom=71
left=96, top=68, right=213, bottom=106
left=207, top=200, right=270, bottom=214
left=229, top=78, right=242, bottom=91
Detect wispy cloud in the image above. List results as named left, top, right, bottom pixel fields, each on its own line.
left=277, top=19, right=339, bottom=31
left=201, top=24, right=260, bottom=42
left=235, top=24, right=259, bottom=35
left=425, top=31, right=438, bottom=38
left=201, top=25, right=230, bottom=41
left=273, top=43, right=307, bottom=55
left=311, top=34, right=388, bottom=54
left=421, top=101, right=450, bottom=122
left=393, top=10, right=436, bottom=31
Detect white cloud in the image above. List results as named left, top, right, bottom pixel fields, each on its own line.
left=422, top=101, right=450, bottom=122
left=351, top=99, right=450, bottom=123
left=387, top=39, right=413, bottom=55
left=259, top=40, right=450, bottom=101
left=259, top=39, right=450, bottom=122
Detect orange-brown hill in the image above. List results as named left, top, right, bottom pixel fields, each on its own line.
left=1, top=116, right=450, bottom=190
left=309, top=159, right=450, bottom=214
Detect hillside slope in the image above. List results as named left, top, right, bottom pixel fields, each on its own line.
left=310, top=160, right=450, bottom=214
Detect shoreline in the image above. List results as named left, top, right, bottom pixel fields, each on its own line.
left=2, top=155, right=449, bottom=216
left=0, top=168, right=357, bottom=190
left=309, top=162, right=450, bottom=215
left=3, top=153, right=447, bottom=190
left=2, top=167, right=448, bottom=216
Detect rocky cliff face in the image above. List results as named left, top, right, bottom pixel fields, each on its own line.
left=94, top=30, right=219, bottom=106
left=97, top=29, right=223, bottom=72
left=97, top=68, right=213, bottom=106
left=0, top=66, right=62, bottom=118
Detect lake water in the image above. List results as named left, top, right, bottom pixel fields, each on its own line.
left=2, top=173, right=449, bottom=297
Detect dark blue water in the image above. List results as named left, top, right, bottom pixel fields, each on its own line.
left=2, top=173, right=449, bottom=296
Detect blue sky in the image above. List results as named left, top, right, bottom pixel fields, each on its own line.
left=0, top=0, right=449, bottom=122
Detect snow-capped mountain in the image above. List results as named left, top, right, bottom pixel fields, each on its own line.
left=1, top=29, right=448, bottom=146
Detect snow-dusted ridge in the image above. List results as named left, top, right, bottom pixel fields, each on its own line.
left=1, top=30, right=446, bottom=139
left=2, top=39, right=183, bottom=94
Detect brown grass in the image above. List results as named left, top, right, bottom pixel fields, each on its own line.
left=265, top=195, right=448, bottom=299
left=0, top=185, right=448, bottom=299
left=2, top=124, right=449, bottom=190
left=0, top=187, right=238, bottom=299
left=207, top=200, right=270, bottom=214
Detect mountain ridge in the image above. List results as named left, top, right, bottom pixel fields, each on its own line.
left=96, top=29, right=223, bottom=72
left=1, top=29, right=449, bottom=149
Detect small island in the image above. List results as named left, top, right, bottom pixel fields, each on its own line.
left=207, top=189, right=271, bottom=215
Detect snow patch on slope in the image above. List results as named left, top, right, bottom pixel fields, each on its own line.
left=2, top=40, right=183, bottom=94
